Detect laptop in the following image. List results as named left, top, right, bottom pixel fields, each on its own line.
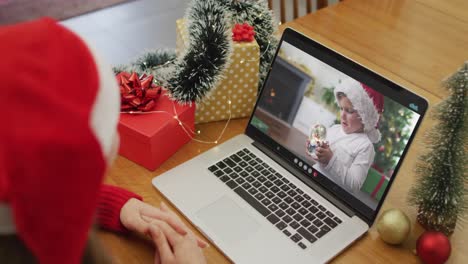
left=152, top=28, right=428, bottom=263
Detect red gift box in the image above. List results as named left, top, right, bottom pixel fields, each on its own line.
left=118, top=90, right=195, bottom=170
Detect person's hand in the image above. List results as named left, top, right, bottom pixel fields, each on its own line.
left=120, top=199, right=208, bottom=248
left=305, top=139, right=312, bottom=157
left=149, top=220, right=207, bottom=264
left=315, top=141, right=333, bottom=165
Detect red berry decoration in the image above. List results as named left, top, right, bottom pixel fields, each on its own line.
left=416, top=231, right=451, bottom=264
left=232, top=23, right=255, bottom=42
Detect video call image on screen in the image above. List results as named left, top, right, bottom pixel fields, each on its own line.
left=251, top=41, right=421, bottom=209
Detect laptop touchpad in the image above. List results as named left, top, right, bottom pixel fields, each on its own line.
left=196, top=196, right=260, bottom=246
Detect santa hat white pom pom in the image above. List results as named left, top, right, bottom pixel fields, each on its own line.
left=334, top=77, right=384, bottom=144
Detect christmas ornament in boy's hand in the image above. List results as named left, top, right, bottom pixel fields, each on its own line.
left=306, top=123, right=327, bottom=158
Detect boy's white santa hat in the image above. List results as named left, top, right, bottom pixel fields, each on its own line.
left=334, top=77, right=384, bottom=143
left=0, top=18, right=120, bottom=264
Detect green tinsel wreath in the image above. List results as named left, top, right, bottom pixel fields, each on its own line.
left=115, top=0, right=278, bottom=103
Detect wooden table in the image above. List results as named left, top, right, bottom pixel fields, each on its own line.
left=99, top=0, right=468, bottom=263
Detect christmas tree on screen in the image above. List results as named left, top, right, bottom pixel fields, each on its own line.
left=373, top=99, right=414, bottom=176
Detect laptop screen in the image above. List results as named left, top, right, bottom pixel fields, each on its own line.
left=246, top=28, right=427, bottom=223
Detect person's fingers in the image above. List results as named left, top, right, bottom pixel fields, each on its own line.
left=140, top=212, right=186, bottom=236
left=160, top=202, right=209, bottom=248
left=196, top=238, right=209, bottom=248
left=154, top=243, right=165, bottom=264
left=160, top=201, right=170, bottom=212
left=316, top=147, right=322, bottom=155
left=140, top=203, right=187, bottom=235
left=153, top=246, right=161, bottom=264
left=149, top=225, right=175, bottom=264
left=158, top=202, right=187, bottom=233
left=151, top=219, right=184, bottom=247
left=315, top=152, right=323, bottom=162
left=125, top=212, right=152, bottom=235
left=153, top=218, right=207, bottom=251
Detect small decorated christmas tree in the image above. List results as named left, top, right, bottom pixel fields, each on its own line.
left=408, top=62, right=467, bottom=235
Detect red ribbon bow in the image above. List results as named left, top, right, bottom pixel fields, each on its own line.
left=232, top=23, right=255, bottom=42
left=117, top=72, right=162, bottom=112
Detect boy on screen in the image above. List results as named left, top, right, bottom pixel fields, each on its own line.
left=310, top=78, right=384, bottom=192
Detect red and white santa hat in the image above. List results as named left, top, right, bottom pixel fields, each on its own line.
left=0, top=18, right=120, bottom=263
left=334, top=77, right=384, bottom=143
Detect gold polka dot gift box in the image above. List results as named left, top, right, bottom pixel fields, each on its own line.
left=176, top=19, right=260, bottom=124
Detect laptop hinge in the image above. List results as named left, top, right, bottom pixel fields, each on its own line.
left=252, top=141, right=356, bottom=218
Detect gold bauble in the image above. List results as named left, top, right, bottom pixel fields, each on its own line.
left=377, top=208, right=411, bottom=245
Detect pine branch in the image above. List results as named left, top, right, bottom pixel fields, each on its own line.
left=112, top=50, right=176, bottom=76
left=134, top=49, right=176, bottom=72
left=225, top=0, right=279, bottom=90
left=162, top=0, right=233, bottom=103
left=114, top=0, right=277, bottom=103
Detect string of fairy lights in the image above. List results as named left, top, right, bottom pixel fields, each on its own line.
left=121, top=94, right=233, bottom=145
left=119, top=36, right=271, bottom=144
left=119, top=30, right=273, bottom=145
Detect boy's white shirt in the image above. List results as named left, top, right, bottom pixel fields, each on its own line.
left=315, top=124, right=375, bottom=192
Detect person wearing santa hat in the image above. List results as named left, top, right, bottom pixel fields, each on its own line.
left=0, top=18, right=206, bottom=264
left=312, top=77, right=384, bottom=192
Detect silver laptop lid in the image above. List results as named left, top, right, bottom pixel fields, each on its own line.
left=245, top=28, right=428, bottom=225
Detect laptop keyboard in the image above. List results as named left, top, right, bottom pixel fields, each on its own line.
left=207, top=148, right=342, bottom=250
